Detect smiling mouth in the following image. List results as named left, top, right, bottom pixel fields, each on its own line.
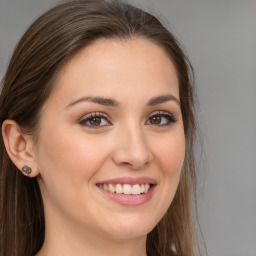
left=97, top=183, right=152, bottom=195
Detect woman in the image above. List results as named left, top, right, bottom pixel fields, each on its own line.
left=0, top=0, right=201, bottom=255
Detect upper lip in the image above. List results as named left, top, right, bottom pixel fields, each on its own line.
left=96, top=176, right=157, bottom=185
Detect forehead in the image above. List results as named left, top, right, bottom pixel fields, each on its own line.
left=47, top=38, right=179, bottom=106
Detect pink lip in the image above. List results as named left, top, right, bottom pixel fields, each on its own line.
left=96, top=176, right=157, bottom=185
left=96, top=176, right=157, bottom=206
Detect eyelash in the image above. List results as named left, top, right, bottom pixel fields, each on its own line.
left=79, top=112, right=111, bottom=128
left=78, top=111, right=176, bottom=128
left=146, top=111, right=177, bottom=126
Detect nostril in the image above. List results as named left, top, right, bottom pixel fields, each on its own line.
left=121, top=162, right=132, bottom=166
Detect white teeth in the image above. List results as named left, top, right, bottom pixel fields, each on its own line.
left=140, top=184, right=145, bottom=193
left=116, top=184, right=123, bottom=194
left=132, top=184, right=141, bottom=195
left=108, top=184, right=115, bottom=193
left=103, top=184, right=109, bottom=192
left=99, top=183, right=151, bottom=195
left=123, top=184, right=132, bottom=194
left=145, top=184, right=150, bottom=193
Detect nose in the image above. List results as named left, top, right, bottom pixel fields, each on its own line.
left=111, top=125, right=153, bottom=170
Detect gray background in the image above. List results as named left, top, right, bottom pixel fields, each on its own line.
left=0, top=0, right=255, bottom=255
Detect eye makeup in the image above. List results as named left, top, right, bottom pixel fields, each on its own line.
left=146, top=110, right=177, bottom=127
left=78, top=112, right=111, bottom=128
left=78, top=109, right=177, bottom=129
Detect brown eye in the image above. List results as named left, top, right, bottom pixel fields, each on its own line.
left=79, top=112, right=111, bottom=128
left=149, top=116, right=161, bottom=125
left=89, top=117, right=102, bottom=126
left=146, top=112, right=177, bottom=126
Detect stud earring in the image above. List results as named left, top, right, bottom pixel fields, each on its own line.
left=22, top=165, right=32, bottom=175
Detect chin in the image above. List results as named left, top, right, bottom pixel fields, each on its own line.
left=101, top=214, right=158, bottom=239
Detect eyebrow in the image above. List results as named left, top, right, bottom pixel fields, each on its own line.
left=65, top=96, right=119, bottom=109
left=147, top=94, right=180, bottom=107
left=65, top=94, right=180, bottom=109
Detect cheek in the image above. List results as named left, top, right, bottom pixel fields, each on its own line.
left=155, top=130, right=185, bottom=190
left=153, top=131, right=185, bottom=175
left=35, top=127, right=100, bottom=203
left=37, top=126, right=107, bottom=178
left=35, top=126, right=112, bottom=220
left=151, top=130, right=185, bottom=215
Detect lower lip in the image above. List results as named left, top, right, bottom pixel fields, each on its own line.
left=98, top=186, right=156, bottom=206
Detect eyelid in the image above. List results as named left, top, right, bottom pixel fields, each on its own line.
left=78, top=111, right=112, bottom=127
left=148, top=110, right=176, bottom=119
left=78, top=110, right=176, bottom=128
left=146, top=110, right=177, bottom=125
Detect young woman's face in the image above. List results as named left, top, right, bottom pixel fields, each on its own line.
left=35, top=38, right=185, bottom=241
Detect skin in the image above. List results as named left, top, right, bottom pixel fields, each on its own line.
left=4, top=38, right=185, bottom=256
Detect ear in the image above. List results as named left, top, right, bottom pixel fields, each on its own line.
left=2, top=120, right=40, bottom=177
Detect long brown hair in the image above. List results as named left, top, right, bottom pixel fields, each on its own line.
left=0, top=1, right=201, bottom=255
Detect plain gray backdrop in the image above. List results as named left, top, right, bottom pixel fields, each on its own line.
left=0, top=0, right=255, bottom=255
